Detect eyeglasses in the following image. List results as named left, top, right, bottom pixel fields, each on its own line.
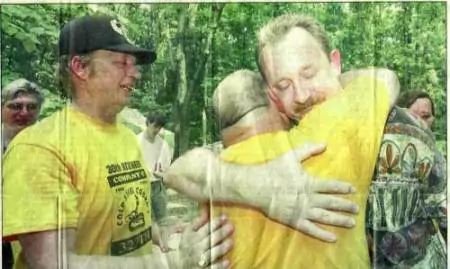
left=6, top=102, right=39, bottom=111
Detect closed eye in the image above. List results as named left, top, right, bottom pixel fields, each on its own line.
left=301, top=65, right=318, bottom=79
left=113, top=60, right=127, bottom=68
left=275, top=80, right=292, bottom=91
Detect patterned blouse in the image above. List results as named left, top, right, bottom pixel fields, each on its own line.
left=366, top=107, right=447, bottom=268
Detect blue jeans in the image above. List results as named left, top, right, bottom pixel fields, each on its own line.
left=151, top=179, right=168, bottom=223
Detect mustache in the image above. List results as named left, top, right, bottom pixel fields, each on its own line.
left=294, top=92, right=325, bottom=114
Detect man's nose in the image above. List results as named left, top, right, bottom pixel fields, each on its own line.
left=18, top=106, right=31, bottom=115
left=292, top=85, right=313, bottom=104
left=128, top=64, right=141, bottom=80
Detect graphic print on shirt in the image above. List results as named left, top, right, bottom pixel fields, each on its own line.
left=106, top=160, right=152, bottom=255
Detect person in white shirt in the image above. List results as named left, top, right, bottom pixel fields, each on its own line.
left=137, top=112, right=175, bottom=252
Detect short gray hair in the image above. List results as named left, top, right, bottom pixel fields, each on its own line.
left=256, top=13, right=331, bottom=80
left=57, top=53, right=93, bottom=98
left=2, top=78, right=44, bottom=106
left=213, top=69, right=269, bottom=129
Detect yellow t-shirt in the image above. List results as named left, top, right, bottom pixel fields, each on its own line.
left=212, top=76, right=390, bottom=268
left=3, top=107, right=153, bottom=269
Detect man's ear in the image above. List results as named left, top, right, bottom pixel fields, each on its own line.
left=70, top=56, right=90, bottom=80
left=330, top=49, right=341, bottom=75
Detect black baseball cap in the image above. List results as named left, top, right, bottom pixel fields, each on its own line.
left=59, top=15, right=156, bottom=65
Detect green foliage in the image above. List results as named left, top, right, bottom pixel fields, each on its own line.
left=1, top=3, right=446, bottom=155
left=436, top=140, right=447, bottom=159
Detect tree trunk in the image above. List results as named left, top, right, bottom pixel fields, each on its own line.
left=173, top=5, right=191, bottom=158
left=173, top=4, right=225, bottom=157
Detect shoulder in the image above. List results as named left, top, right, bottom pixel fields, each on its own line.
left=3, top=117, right=65, bottom=171
left=135, top=131, right=148, bottom=145
left=338, top=75, right=390, bottom=116
left=222, top=132, right=290, bottom=163
left=343, top=76, right=388, bottom=98
left=8, top=109, right=65, bottom=149
left=136, top=131, right=145, bottom=138
left=159, top=136, right=171, bottom=148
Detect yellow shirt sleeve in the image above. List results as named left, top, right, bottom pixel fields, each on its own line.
left=3, top=143, right=79, bottom=238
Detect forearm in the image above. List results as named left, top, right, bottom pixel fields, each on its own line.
left=67, top=253, right=151, bottom=269
left=209, top=157, right=273, bottom=210
left=67, top=251, right=180, bottom=269
left=22, top=250, right=166, bottom=269
left=19, top=230, right=181, bottom=269
left=165, top=145, right=360, bottom=242
left=340, top=68, right=400, bottom=108
left=165, top=147, right=272, bottom=210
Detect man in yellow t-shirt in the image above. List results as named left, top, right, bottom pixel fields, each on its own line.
left=208, top=12, right=402, bottom=268
left=211, top=67, right=397, bottom=268
left=2, top=15, right=233, bottom=269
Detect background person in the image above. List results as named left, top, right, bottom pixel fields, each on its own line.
left=365, top=93, right=447, bottom=268
left=2, top=78, right=44, bottom=151
left=137, top=111, right=176, bottom=252
left=397, top=90, right=436, bottom=129
left=1, top=78, right=45, bottom=269
left=397, top=90, right=447, bottom=244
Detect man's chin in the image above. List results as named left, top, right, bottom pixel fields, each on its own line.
left=5, top=123, right=28, bottom=134
left=12, top=121, right=33, bottom=128
left=295, top=104, right=321, bottom=119
left=290, top=112, right=304, bottom=121
left=116, top=97, right=131, bottom=111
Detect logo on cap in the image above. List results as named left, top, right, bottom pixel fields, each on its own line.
left=111, top=19, right=135, bottom=45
